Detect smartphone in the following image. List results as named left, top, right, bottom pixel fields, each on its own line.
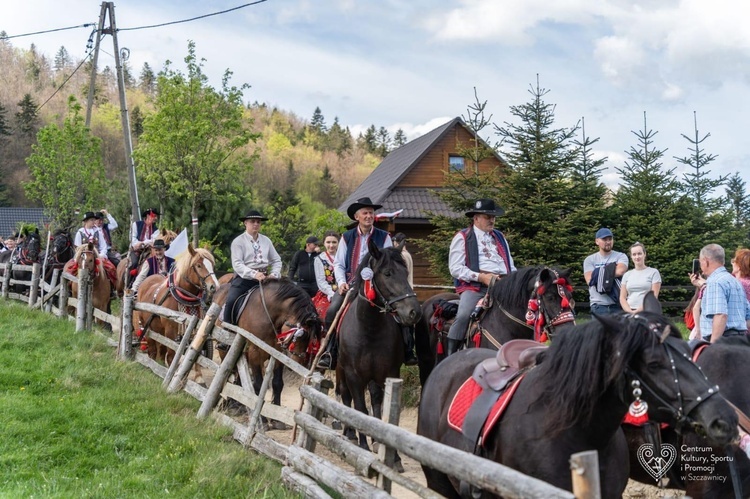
left=692, top=259, right=701, bottom=275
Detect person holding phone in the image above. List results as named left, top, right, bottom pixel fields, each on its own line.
left=620, top=242, right=662, bottom=314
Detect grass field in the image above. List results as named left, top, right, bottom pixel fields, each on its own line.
left=0, top=300, right=298, bottom=498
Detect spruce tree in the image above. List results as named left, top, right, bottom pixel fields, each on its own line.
left=492, top=77, right=582, bottom=267
left=15, top=94, right=39, bottom=136
left=310, top=107, right=327, bottom=134
left=363, top=125, right=377, bottom=155
left=393, top=128, right=407, bottom=148
left=455, top=87, right=497, bottom=175
left=54, top=46, right=70, bottom=71
left=676, top=111, right=725, bottom=212
left=139, top=62, right=156, bottom=94
left=377, top=126, right=390, bottom=156
left=725, top=172, right=750, bottom=230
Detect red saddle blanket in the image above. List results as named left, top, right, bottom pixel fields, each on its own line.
left=447, top=373, right=525, bottom=446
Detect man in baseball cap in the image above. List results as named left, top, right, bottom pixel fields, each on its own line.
left=583, top=227, right=628, bottom=315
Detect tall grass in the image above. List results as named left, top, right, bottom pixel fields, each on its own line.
left=0, top=301, right=298, bottom=498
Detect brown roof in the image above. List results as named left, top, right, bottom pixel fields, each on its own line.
left=339, top=117, right=504, bottom=221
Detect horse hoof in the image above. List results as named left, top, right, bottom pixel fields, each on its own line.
left=394, top=460, right=404, bottom=474
left=331, top=419, right=342, bottom=430
left=268, top=420, right=291, bottom=431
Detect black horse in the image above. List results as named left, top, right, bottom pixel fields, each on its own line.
left=626, top=334, right=750, bottom=498
left=10, top=229, right=42, bottom=293
left=44, top=229, right=74, bottom=284
left=417, top=293, right=738, bottom=498
left=336, top=237, right=422, bottom=454
left=415, top=266, right=576, bottom=384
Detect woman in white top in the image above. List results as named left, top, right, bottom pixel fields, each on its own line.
left=620, top=242, right=662, bottom=313
left=314, top=231, right=340, bottom=302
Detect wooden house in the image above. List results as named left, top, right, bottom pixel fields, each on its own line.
left=339, top=117, right=506, bottom=299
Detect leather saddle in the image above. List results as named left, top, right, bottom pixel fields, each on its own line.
left=473, top=339, right=547, bottom=392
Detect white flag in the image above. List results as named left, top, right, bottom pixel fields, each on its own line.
left=165, top=229, right=189, bottom=259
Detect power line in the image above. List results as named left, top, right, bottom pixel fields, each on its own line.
left=1, top=23, right=96, bottom=40
left=36, top=52, right=93, bottom=113
left=118, top=0, right=268, bottom=32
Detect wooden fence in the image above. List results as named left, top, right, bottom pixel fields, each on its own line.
left=1, top=260, right=602, bottom=498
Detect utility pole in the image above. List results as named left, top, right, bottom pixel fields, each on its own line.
left=85, top=1, right=141, bottom=222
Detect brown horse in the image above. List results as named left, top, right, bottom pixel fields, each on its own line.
left=213, top=277, right=321, bottom=420
left=133, top=245, right=219, bottom=364
left=116, top=229, right=177, bottom=296
left=65, top=243, right=111, bottom=318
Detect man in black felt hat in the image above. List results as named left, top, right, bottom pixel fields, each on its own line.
left=131, top=239, right=175, bottom=296
left=318, top=196, right=404, bottom=369
left=223, top=210, right=282, bottom=325
left=445, top=199, right=516, bottom=357
left=74, top=211, right=109, bottom=258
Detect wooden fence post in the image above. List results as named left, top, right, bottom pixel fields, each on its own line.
left=85, top=270, right=94, bottom=330
left=167, top=302, right=220, bottom=393
left=246, top=356, right=276, bottom=443
left=75, top=267, right=90, bottom=332
left=118, top=291, right=135, bottom=360
left=197, top=332, right=246, bottom=419
left=162, top=315, right=199, bottom=389
left=58, top=274, right=70, bottom=318
left=1, top=262, right=11, bottom=299
left=570, top=450, right=601, bottom=499
left=376, top=378, right=403, bottom=493
left=45, top=269, right=60, bottom=313
left=28, top=263, right=41, bottom=308
left=295, top=372, right=331, bottom=453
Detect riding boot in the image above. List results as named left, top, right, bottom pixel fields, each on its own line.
left=446, top=338, right=461, bottom=357
left=402, top=326, right=418, bottom=366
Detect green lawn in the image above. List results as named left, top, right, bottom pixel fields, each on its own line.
left=0, top=300, right=298, bottom=498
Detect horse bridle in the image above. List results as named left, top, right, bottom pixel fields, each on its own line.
left=359, top=256, right=417, bottom=316
left=625, top=317, right=720, bottom=432
left=170, top=258, right=216, bottom=308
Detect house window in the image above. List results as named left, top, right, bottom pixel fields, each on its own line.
left=449, top=155, right=465, bottom=172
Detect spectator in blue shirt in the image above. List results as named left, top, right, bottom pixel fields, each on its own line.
left=697, top=243, right=750, bottom=343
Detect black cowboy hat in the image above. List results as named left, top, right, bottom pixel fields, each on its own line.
left=82, top=211, right=98, bottom=222
left=239, top=209, right=268, bottom=222
left=346, top=197, right=383, bottom=220
left=142, top=208, right=159, bottom=218
left=152, top=239, right=169, bottom=250
left=465, top=199, right=505, bottom=218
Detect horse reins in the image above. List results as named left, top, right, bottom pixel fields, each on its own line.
left=359, top=256, right=416, bottom=317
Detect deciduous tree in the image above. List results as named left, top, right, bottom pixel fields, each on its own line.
left=24, top=96, right=106, bottom=229
left=133, top=41, right=257, bottom=246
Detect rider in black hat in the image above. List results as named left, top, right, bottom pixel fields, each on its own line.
left=445, top=199, right=516, bottom=357
left=222, top=210, right=282, bottom=325
left=126, top=208, right=161, bottom=287
left=74, top=211, right=109, bottom=258
left=317, top=196, right=413, bottom=370
left=131, top=239, right=175, bottom=296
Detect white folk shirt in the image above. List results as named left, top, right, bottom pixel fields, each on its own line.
left=231, top=232, right=282, bottom=280
left=448, top=226, right=515, bottom=282
left=74, top=226, right=108, bottom=258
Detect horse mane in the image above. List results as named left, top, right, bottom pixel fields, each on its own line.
left=174, top=247, right=215, bottom=277
left=350, top=246, right=406, bottom=291
left=265, top=277, right=319, bottom=324
left=489, top=266, right=545, bottom=309
left=537, top=314, right=663, bottom=434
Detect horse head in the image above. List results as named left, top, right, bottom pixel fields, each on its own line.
left=75, top=242, right=99, bottom=273
left=274, top=282, right=322, bottom=366
left=594, top=293, right=737, bottom=447
left=20, top=229, right=41, bottom=263
left=184, top=244, right=219, bottom=303
left=50, top=230, right=74, bottom=263
left=361, top=237, right=422, bottom=326
left=525, top=266, right=576, bottom=341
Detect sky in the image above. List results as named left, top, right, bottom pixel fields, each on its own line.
left=3, top=0, right=749, bottom=190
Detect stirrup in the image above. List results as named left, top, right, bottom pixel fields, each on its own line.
left=317, top=352, right=333, bottom=370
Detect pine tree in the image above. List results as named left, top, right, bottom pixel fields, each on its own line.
left=393, top=128, right=407, bottom=148
left=377, top=126, right=390, bottom=156
left=139, top=62, right=156, bottom=94
left=54, top=46, right=70, bottom=72
left=15, top=94, right=39, bottom=136
left=676, top=111, right=726, bottom=212
left=310, top=106, right=327, bottom=134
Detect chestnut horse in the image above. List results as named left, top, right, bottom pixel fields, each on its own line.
left=65, top=243, right=111, bottom=318
left=133, top=245, right=219, bottom=363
